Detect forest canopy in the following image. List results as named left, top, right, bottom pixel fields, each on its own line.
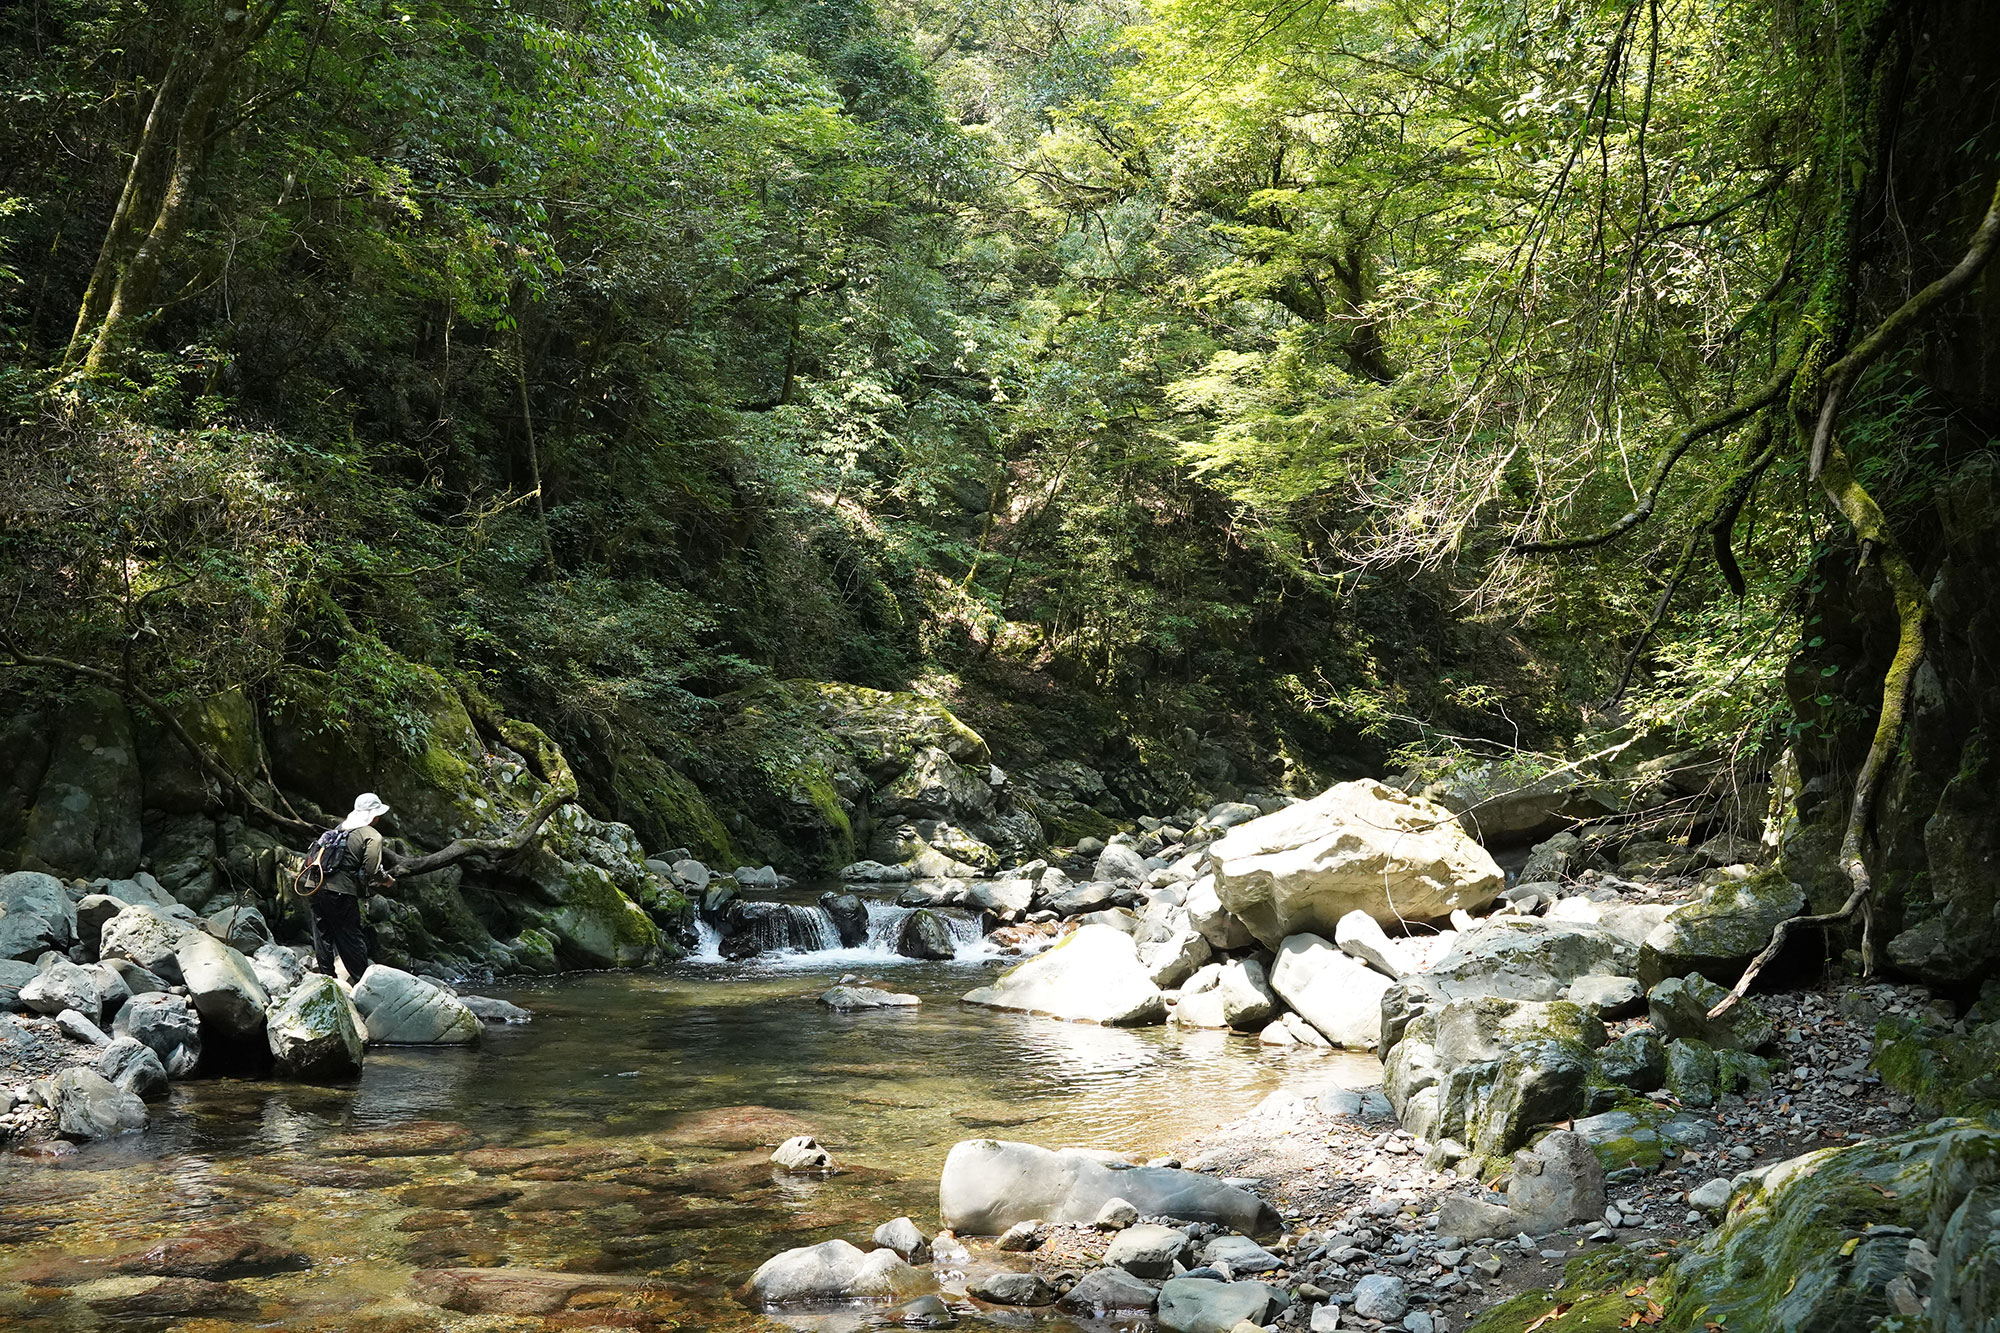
left=3, top=0, right=1997, bottom=914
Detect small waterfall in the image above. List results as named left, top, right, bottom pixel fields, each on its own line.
left=691, top=917, right=722, bottom=959
left=731, top=902, right=841, bottom=954
left=863, top=901, right=985, bottom=956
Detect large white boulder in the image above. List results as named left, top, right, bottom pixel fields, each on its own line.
left=938, top=1139, right=1278, bottom=1236
left=174, top=932, right=268, bottom=1038
left=48, top=1067, right=145, bottom=1140
left=266, top=974, right=366, bottom=1080
left=1269, top=932, right=1392, bottom=1049
left=961, top=925, right=1165, bottom=1026
left=351, top=966, right=482, bottom=1045
left=1205, top=780, right=1502, bottom=947
left=741, top=1239, right=933, bottom=1307
left=1422, top=917, right=1635, bottom=1001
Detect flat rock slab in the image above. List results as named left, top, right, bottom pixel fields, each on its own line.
left=409, top=1266, right=664, bottom=1315
left=658, top=1104, right=817, bottom=1150
left=73, top=1275, right=255, bottom=1318
left=461, top=1143, right=648, bottom=1177
left=397, top=1183, right=525, bottom=1210
left=318, top=1120, right=482, bottom=1156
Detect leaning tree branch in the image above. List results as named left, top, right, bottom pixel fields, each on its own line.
left=1810, top=174, right=2000, bottom=478
left=1512, top=364, right=1795, bottom=554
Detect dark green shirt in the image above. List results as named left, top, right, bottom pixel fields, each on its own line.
left=324, top=824, right=384, bottom=896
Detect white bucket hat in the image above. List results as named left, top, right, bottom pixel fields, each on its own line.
left=340, top=792, right=391, bottom=831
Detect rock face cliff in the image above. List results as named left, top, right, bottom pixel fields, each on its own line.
left=1776, top=0, right=2000, bottom=991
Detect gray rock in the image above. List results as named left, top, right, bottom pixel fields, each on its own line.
left=1093, top=1196, right=1140, bottom=1229
left=174, top=932, right=268, bottom=1038
left=670, top=858, right=712, bottom=891
left=1270, top=933, right=1392, bottom=1049
left=743, top=1239, right=934, bottom=1306
left=1597, top=1026, right=1667, bottom=1092
left=248, top=943, right=305, bottom=1000
left=100, top=904, right=197, bottom=983
left=459, top=995, right=534, bottom=1024
left=1207, top=780, right=1503, bottom=948
left=1141, top=925, right=1212, bottom=989
left=1059, top=1267, right=1160, bottom=1315
left=873, top=1216, right=931, bottom=1264
left=1335, top=909, right=1411, bottom=978
left=1351, top=1273, right=1409, bottom=1322
left=1646, top=974, right=1775, bottom=1051
left=0, top=870, right=78, bottom=960
left=1686, top=1177, right=1733, bottom=1214
left=76, top=894, right=126, bottom=955
left=57, top=1008, right=111, bottom=1046
left=968, top=1271, right=1056, bottom=1305
left=265, top=974, right=365, bottom=1080
left=1201, top=1233, right=1281, bottom=1273
left=898, top=909, right=957, bottom=960
left=204, top=904, right=272, bottom=953
left=1157, top=1277, right=1280, bottom=1333
left=1216, top=957, right=1281, bottom=1030
left=1103, top=1222, right=1191, bottom=1277
left=820, top=892, right=871, bottom=946
left=1041, top=879, right=1118, bottom=917
left=97, top=1037, right=170, bottom=1100
left=0, top=957, right=38, bottom=1010
left=1474, top=1037, right=1594, bottom=1155
left=1094, top=843, right=1150, bottom=884
left=113, top=991, right=202, bottom=1075
left=1566, top=974, right=1645, bottom=1019
left=995, top=1220, right=1043, bottom=1252
left=1637, top=869, right=1803, bottom=986
left=821, top=985, right=921, bottom=1010
left=99, top=956, right=169, bottom=998
left=1423, top=918, right=1635, bottom=1002
left=19, top=959, right=106, bottom=1022
left=772, top=1135, right=833, bottom=1171
left=961, top=925, right=1166, bottom=1026
left=939, top=1139, right=1278, bottom=1236
left=1507, top=1130, right=1607, bottom=1233
left=1666, top=1038, right=1720, bottom=1107
left=1185, top=876, right=1256, bottom=950
left=351, top=965, right=481, bottom=1044
left=49, top=1066, right=145, bottom=1139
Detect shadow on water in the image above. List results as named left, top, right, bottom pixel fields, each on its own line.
left=0, top=955, right=1379, bottom=1331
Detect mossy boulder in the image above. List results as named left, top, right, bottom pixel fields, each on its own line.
left=1874, top=1008, right=2000, bottom=1117
left=1658, top=1119, right=2000, bottom=1332
left=1597, top=1026, right=1667, bottom=1093
left=1473, top=1036, right=1596, bottom=1155
left=510, top=806, right=663, bottom=969
left=1638, top=865, right=1804, bottom=986
left=1665, top=1038, right=1721, bottom=1108
left=268, top=665, right=533, bottom=848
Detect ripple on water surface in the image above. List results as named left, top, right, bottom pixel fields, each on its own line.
left=0, top=956, right=1379, bottom=1332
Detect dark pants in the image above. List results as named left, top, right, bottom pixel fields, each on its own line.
left=308, top=891, right=370, bottom=980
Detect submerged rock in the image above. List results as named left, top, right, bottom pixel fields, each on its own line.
left=772, top=1134, right=834, bottom=1171
left=961, top=924, right=1166, bottom=1026
left=1205, top=779, right=1503, bottom=947
left=822, top=984, right=921, bottom=1010
left=938, top=1138, right=1278, bottom=1236
left=410, top=1266, right=661, bottom=1314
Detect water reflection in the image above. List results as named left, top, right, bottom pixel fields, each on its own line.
left=0, top=956, right=1379, bottom=1332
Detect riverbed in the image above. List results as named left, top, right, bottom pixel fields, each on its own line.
left=0, top=953, right=1379, bottom=1331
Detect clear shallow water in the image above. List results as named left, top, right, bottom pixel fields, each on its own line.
left=0, top=955, right=1378, bottom=1332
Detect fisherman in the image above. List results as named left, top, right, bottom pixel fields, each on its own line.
left=301, top=792, right=395, bottom=981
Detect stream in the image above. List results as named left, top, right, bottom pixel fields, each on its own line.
left=0, top=947, right=1380, bottom=1332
